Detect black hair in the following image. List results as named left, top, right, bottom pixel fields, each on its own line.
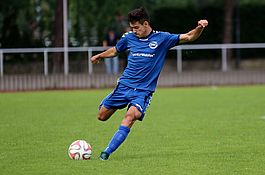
left=128, top=7, right=150, bottom=25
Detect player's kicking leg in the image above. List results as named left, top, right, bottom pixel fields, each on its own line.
left=99, top=106, right=142, bottom=160
left=97, top=105, right=117, bottom=121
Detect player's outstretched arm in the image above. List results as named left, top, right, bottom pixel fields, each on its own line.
left=179, top=20, right=208, bottom=44
left=90, top=47, right=118, bottom=64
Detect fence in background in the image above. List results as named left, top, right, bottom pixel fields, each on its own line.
left=0, top=43, right=265, bottom=91
left=1, top=43, right=265, bottom=77
left=0, top=47, right=103, bottom=76
left=175, top=43, right=265, bottom=72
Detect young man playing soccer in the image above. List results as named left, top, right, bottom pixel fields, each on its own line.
left=90, top=7, right=208, bottom=160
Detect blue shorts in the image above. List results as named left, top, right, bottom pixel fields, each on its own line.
left=99, top=83, right=153, bottom=121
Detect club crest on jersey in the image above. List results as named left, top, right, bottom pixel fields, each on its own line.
left=149, top=41, right=158, bottom=49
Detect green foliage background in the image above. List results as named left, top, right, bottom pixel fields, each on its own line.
left=0, top=0, right=265, bottom=48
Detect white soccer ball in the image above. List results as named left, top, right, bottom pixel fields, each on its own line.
left=68, top=140, right=92, bottom=160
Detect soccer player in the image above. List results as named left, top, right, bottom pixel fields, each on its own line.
left=90, top=7, right=208, bottom=160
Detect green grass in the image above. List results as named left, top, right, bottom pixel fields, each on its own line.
left=1, top=86, right=265, bottom=175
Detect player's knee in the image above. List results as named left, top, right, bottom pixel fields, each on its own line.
left=123, top=114, right=137, bottom=126
left=97, top=111, right=108, bottom=121
left=97, top=107, right=116, bottom=122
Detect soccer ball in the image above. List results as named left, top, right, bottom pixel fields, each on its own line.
left=68, top=140, right=92, bottom=160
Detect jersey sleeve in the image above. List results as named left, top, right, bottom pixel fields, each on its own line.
left=115, top=34, right=128, bottom=53
left=163, top=32, right=180, bottom=49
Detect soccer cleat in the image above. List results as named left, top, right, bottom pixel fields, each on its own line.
left=99, top=152, right=109, bottom=161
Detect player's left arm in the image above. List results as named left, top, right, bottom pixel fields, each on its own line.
left=90, top=47, right=118, bottom=64
left=179, top=20, right=208, bottom=44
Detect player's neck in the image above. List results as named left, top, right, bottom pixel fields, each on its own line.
left=140, top=27, right=153, bottom=39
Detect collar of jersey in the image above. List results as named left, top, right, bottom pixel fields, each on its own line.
left=138, top=30, right=154, bottom=41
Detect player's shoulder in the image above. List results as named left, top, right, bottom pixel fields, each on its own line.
left=153, top=30, right=171, bottom=36
left=121, top=31, right=134, bottom=39
left=151, top=30, right=173, bottom=40
left=153, top=30, right=162, bottom=34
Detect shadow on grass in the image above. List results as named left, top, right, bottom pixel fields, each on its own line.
left=112, top=151, right=183, bottom=161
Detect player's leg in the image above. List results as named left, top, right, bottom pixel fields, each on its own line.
left=121, top=105, right=142, bottom=128
left=97, top=83, right=126, bottom=121
left=99, top=86, right=152, bottom=160
left=97, top=105, right=117, bottom=121
left=99, top=106, right=142, bottom=160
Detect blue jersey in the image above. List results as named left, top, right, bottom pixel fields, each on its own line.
left=116, top=31, right=180, bottom=92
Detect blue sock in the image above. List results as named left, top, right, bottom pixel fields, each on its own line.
left=104, top=125, right=130, bottom=155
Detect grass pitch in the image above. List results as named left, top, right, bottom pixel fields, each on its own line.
left=0, top=86, right=265, bottom=175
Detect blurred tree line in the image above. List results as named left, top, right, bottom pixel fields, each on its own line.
left=0, top=0, right=264, bottom=73
left=1, top=0, right=265, bottom=48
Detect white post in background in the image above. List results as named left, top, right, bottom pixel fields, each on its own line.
left=44, top=50, right=48, bottom=76
left=222, top=47, right=228, bottom=72
left=0, top=51, right=3, bottom=77
left=88, top=49, right=93, bottom=74
left=63, top=0, right=69, bottom=75
left=177, top=48, right=182, bottom=73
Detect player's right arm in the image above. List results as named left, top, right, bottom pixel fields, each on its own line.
left=90, top=47, right=118, bottom=64
left=179, top=20, right=208, bottom=44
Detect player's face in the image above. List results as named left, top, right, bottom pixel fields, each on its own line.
left=130, top=21, right=148, bottom=38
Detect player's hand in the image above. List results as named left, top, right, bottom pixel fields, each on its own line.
left=198, top=20, right=208, bottom=28
left=90, top=55, right=101, bottom=64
